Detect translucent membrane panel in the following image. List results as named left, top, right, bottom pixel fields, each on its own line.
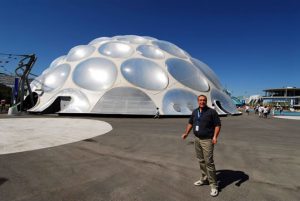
left=116, top=35, right=148, bottom=44
left=183, top=50, right=191, bottom=58
left=73, top=58, right=117, bottom=91
left=210, top=89, right=239, bottom=114
left=191, top=58, right=223, bottom=90
left=42, top=64, right=71, bottom=92
left=66, top=45, right=95, bottom=62
left=142, top=36, right=158, bottom=41
left=166, top=58, right=209, bottom=92
left=88, top=37, right=110, bottom=45
left=162, top=89, right=198, bottom=115
left=152, top=40, right=187, bottom=58
left=137, top=45, right=165, bottom=59
left=42, top=55, right=66, bottom=75
left=36, top=88, right=90, bottom=113
left=30, top=76, right=43, bottom=92
left=49, top=55, right=66, bottom=69
left=121, top=58, right=168, bottom=90
left=92, top=87, right=156, bottom=114
left=99, top=42, right=134, bottom=58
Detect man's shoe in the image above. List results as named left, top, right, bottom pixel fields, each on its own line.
left=194, top=180, right=207, bottom=186
left=210, top=188, right=218, bottom=197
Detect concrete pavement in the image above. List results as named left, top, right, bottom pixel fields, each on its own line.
left=0, top=113, right=299, bottom=201
left=0, top=118, right=112, bottom=154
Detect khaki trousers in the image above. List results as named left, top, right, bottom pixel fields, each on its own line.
left=194, top=137, right=217, bottom=188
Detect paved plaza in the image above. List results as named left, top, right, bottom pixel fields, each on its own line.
left=0, top=113, right=299, bottom=201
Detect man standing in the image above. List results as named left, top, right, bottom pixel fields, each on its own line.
left=182, top=95, right=221, bottom=197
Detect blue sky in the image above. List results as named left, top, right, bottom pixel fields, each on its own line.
left=0, top=0, right=299, bottom=96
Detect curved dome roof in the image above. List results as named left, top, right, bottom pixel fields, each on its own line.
left=29, top=35, right=239, bottom=115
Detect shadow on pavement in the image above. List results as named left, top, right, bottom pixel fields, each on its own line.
left=217, top=169, right=249, bottom=191
left=0, top=177, right=8, bottom=186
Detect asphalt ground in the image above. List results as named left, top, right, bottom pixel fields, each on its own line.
left=0, top=113, right=299, bottom=201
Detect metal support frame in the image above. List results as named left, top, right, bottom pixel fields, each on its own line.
left=15, top=54, right=37, bottom=111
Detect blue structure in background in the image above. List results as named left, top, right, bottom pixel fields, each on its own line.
left=12, top=77, right=19, bottom=104
left=231, top=96, right=244, bottom=107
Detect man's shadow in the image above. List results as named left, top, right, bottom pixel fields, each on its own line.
left=0, top=178, right=8, bottom=186
left=216, top=170, right=249, bottom=192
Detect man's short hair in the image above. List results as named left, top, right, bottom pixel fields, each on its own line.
left=198, top=94, right=207, bottom=100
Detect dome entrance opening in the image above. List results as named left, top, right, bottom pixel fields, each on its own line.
left=41, top=96, right=71, bottom=114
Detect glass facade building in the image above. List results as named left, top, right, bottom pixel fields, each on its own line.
left=262, top=87, right=300, bottom=109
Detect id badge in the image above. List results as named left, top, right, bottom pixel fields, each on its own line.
left=195, top=125, right=199, bottom=131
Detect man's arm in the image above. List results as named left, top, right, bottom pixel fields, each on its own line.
left=212, top=126, right=221, bottom=144
left=211, top=109, right=221, bottom=144
left=182, top=123, right=193, bottom=140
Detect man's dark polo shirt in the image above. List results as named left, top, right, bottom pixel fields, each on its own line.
left=189, top=106, right=221, bottom=139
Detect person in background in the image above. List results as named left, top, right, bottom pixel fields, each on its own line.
left=245, top=105, right=250, bottom=115
left=279, top=106, right=283, bottom=115
left=271, top=106, right=275, bottom=116
left=254, top=105, right=259, bottom=115
left=154, top=107, right=160, bottom=119
left=258, top=105, right=264, bottom=118
left=263, top=106, right=269, bottom=118
left=1, top=99, right=6, bottom=112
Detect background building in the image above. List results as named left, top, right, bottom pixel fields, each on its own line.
left=262, top=87, right=300, bottom=109
left=0, top=73, right=14, bottom=104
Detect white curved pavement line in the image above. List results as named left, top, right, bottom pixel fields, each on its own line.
left=0, top=118, right=112, bottom=155
left=273, top=116, right=300, bottom=120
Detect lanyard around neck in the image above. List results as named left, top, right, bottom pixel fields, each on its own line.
left=197, top=109, right=201, bottom=120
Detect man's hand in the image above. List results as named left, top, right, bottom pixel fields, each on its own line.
left=212, top=137, right=217, bottom=144
left=182, top=124, right=192, bottom=140
left=182, top=133, right=188, bottom=140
